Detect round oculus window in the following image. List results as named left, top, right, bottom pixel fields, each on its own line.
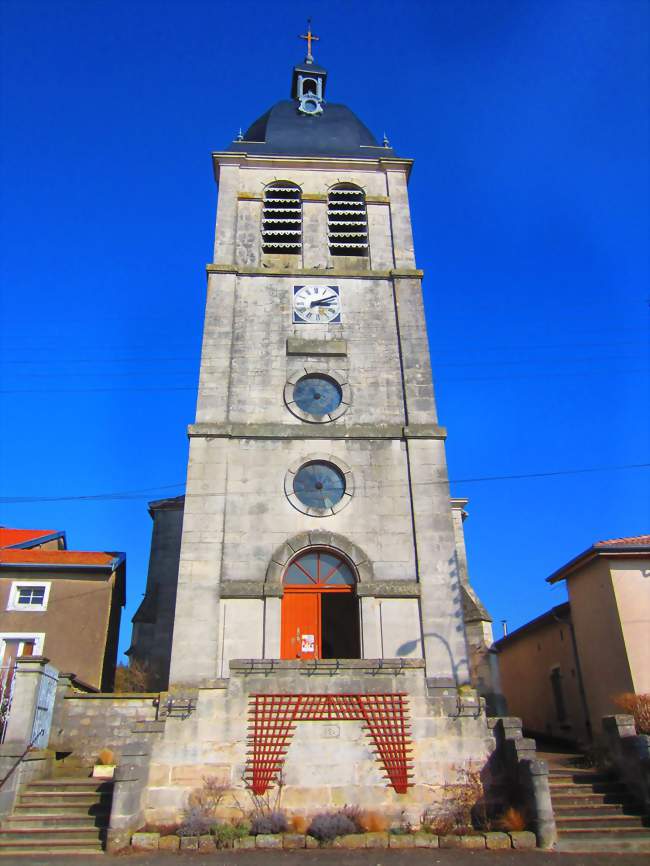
left=293, top=462, right=345, bottom=510
left=293, top=374, right=342, bottom=416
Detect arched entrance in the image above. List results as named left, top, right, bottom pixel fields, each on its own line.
left=280, top=549, right=361, bottom=660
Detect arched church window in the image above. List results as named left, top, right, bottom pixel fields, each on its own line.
left=262, top=182, right=302, bottom=254
left=284, top=549, right=355, bottom=587
left=302, top=78, right=317, bottom=95
left=327, top=183, right=368, bottom=257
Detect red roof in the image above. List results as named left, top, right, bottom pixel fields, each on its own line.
left=0, top=528, right=60, bottom=549
left=547, top=534, right=650, bottom=583
left=0, top=550, right=118, bottom=567
left=595, top=535, right=650, bottom=547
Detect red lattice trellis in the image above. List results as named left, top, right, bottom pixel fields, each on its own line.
left=245, top=693, right=413, bottom=794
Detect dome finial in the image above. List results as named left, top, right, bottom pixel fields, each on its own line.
left=299, top=18, right=319, bottom=65
left=383, top=132, right=391, bottom=148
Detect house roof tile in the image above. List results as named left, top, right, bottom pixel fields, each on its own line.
left=0, top=528, right=60, bottom=548
left=0, top=550, right=120, bottom=568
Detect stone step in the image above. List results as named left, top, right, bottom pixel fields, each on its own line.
left=26, top=779, right=111, bottom=793
left=0, top=827, right=104, bottom=840
left=549, top=781, right=628, bottom=796
left=0, top=844, right=104, bottom=863
left=559, top=826, right=650, bottom=838
left=549, top=770, right=613, bottom=783
left=558, top=834, right=650, bottom=853
left=553, top=803, right=643, bottom=818
left=3, top=814, right=107, bottom=829
left=18, top=791, right=109, bottom=804
left=557, top=814, right=648, bottom=830
left=14, top=803, right=109, bottom=816
left=551, top=791, right=637, bottom=807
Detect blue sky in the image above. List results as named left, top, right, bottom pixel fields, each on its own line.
left=1, top=0, right=648, bottom=659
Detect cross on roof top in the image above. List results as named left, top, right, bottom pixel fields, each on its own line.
left=299, top=19, right=319, bottom=65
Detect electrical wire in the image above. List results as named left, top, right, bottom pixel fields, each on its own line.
left=1, top=462, right=647, bottom=504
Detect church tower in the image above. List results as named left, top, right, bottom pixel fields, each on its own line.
left=168, top=33, right=472, bottom=689
left=136, top=33, right=499, bottom=823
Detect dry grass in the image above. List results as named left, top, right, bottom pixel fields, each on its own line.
left=290, top=815, right=309, bottom=833
left=97, top=748, right=114, bottom=765
left=613, top=693, right=650, bottom=735
left=497, top=807, right=527, bottom=832
left=357, top=811, right=389, bottom=832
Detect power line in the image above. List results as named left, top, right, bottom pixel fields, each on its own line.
left=2, top=366, right=648, bottom=393
left=1, top=462, right=647, bottom=504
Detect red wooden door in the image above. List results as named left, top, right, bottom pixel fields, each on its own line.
left=281, top=592, right=320, bottom=659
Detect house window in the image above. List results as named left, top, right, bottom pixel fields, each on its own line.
left=262, top=182, right=302, bottom=254
left=7, top=582, right=51, bottom=612
left=327, top=183, right=368, bottom=257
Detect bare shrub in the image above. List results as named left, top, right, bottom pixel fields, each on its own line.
left=421, top=764, right=486, bottom=835
left=307, top=812, right=356, bottom=842
left=177, top=806, right=212, bottom=837
left=613, top=693, right=650, bottom=735
left=113, top=660, right=153, bottom=693
left=250, top=811, right=288, bottom=835
left=179, top=776, right=230, bottom=837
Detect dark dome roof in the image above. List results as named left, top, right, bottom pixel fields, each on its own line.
left=227, top=99, right=394, bottom=159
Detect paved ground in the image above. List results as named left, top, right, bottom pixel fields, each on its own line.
left=1, top=851, right=649, bottom=866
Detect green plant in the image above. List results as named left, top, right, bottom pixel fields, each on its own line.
left=613, top=693, right=650, bottom=735
left=210, top=821, right=251, bottom=848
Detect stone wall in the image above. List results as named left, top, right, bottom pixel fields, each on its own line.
left=50, top=684, right=161, bottom=765
left=142, top=662, right=496, bottom=827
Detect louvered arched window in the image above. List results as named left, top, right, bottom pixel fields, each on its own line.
left=262, top=182, right=302, bottom=254
left=327, top=184, right=368, bottom=257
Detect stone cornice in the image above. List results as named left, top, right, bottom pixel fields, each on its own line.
left=220, top=580, right=419, bottom=599
left=206, top=264, right=424, bottom=280
left=212, top=152, right=414, bottom=181
left=237, top=192, right=390, bottom=204
left=188, top=422, right=447, bottom=441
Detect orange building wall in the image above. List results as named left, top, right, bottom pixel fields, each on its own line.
left=609, top=561, right=650, bottom=696
left=0, top=571, right=118, bottom=689
left=566, top=559, right=635, bottom=731
left=497, top=614, right=589, bottom=744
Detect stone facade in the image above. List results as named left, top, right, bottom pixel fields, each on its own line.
left=143, top=662, right=494, bottom=825
left=129, top=55, right=502, bottom=826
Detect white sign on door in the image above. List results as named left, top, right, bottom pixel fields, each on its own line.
left=301, top=634, right=315, bottom=654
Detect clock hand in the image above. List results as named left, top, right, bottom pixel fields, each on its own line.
left=310, top=295, right=337, bottom=307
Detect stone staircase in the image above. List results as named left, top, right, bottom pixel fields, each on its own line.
left=0, top=777, right=113, bottom=855
left=549, top=764, right=650, bottom=852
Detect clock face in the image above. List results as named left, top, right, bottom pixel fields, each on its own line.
left=293, top=285, right=341, bottom=324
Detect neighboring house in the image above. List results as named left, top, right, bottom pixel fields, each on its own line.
left=0, top=527, right=126, bottom=691
left=495, top=535, right=650, bottom=745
